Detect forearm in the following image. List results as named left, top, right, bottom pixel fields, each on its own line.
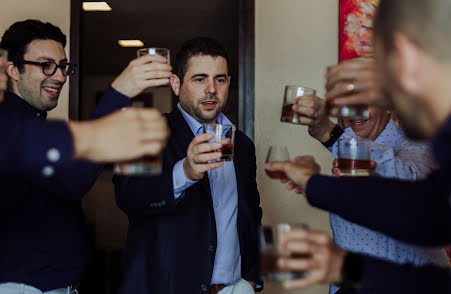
left=306, top=173, right=451, bottom=246
left=358, top=255, right=451, bottom=294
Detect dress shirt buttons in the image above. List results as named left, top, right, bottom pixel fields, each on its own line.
left=36, top=112, right=41, bottom=117
left=215, top=202, right=219, bottom=208
left=46, top=148, right=61, bottom=162
left=42, top=166, right=54, bottom=177
left=214, top=171, right=218, bottom=178
left=347, top=227, right=353, bottom=234
left=208, top=245, right=215, bottom=252
left=201, top=284, right=208, bottom=292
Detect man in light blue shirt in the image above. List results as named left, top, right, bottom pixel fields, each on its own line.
left=115, top=37, right=262, bottom=294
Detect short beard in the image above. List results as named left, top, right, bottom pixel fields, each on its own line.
left=184, top=94, right=225, bottom=123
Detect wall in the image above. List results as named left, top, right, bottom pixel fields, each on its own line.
left=0, top=0, right=70, bottom=120
left=255, top=1, right=338, bottom=293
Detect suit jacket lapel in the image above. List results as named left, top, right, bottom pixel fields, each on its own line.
left=233, top=133, right=249, bottom=218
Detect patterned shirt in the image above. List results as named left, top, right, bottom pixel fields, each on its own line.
left=329, top=120, right=449, bottom=294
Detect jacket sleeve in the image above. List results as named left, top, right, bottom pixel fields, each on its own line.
left=113, top=137, right=181, bottom=217
left=0, top=113, right=73, bottom=176
left=306, top=170, right=451, bottom=246
left=357, top=254, right=451, bottom=294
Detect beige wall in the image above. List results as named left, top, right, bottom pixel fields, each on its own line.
left=0, top=0, right=71, bottom=120
left=255, top=1, right=338, bottom=293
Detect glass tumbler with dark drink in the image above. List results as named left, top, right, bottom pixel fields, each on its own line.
left=265, top=146, right=289, bottom=179
left=203, top=123, right=236, bottom=162
left=113, top=47, right=170, bottom=176
left=326, top=57, right=374, bottom=120
left=259, top=224, right=309, bottom=282
left=281, top=85, right=317, bottom=124
left=337, top=137, right=373, bottom=176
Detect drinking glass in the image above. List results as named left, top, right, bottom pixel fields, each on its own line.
left=326, top=57, right=374, bottom=119
left=259, top=224, right=309, bottom=282
left=265, top=146, right=289, bottom=179
left=137, top=47, right=170, bottom=62
left=337, top=137, right=373, bottom=176
left=281, top=85, right=317, bottom=124
left=203, top=123, right=236, bottom=162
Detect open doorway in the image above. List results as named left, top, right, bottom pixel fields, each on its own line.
left=70, top=0, right=254, bottom=292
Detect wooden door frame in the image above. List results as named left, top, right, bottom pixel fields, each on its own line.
left=69, top=0, right=81, bottom=120
left=238, top=0, right=255, bottom=140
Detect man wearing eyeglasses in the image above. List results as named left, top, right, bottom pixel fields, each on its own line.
left=0, top=19, right=172, bottom=294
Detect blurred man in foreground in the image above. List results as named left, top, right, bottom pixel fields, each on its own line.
left=266, top=0, right=451, bottom=293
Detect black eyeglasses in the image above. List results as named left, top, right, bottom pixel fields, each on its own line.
left=22, top=60, right=76, bottom=76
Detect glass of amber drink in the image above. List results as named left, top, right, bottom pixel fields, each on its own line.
left=337, top=137, right=372, bottom=176
left=281, top=85, right=317, bottom=124
left=203, top=123, right=236, bottom=162
left=265, top=146, right=289, bottom=179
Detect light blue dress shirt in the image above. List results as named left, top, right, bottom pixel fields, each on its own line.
left=172, top=103, right=241, bottom=285
left=329, top=120, right=449, bottom=294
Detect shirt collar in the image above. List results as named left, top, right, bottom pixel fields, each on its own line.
left=3, top=91, right=47, bottom=119
left=177, top=103, right=231, bottom=135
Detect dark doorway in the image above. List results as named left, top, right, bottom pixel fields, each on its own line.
left=70, top=1, right=254, bottom=293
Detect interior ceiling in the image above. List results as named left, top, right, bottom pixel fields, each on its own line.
left=81, top=0, right=238, bottom=76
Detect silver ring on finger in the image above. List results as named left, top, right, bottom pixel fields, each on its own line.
left=346, top=83, right=355, bottom=92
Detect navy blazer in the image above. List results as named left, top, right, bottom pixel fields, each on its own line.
left=114, top=107, right=263, bottom=294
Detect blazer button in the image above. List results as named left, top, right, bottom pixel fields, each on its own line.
left=201, top=284, right=208, bottom=292
left=208, top=245, right=215, bottom=252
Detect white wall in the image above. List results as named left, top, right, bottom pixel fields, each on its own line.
left=0, top=0, right=71, bottom=120
left=255, top=1, right=338, bottom=293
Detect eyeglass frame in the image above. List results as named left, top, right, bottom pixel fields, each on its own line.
left=22, top=60, right=77, bottom=76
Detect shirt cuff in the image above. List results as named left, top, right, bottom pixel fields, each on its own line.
left=173, top=158, right=198, bottom=199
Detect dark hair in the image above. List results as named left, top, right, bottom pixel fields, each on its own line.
left=0, top=19, right=67, bottom=72
left=174, top=37, right=229, bottom=83
left=374, top=0, right=451, bottom=59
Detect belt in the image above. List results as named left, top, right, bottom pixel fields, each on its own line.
left=208, top=284, right=227, bottom=294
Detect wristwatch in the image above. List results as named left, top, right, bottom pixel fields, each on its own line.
left=322, top=124, right=344, bottom=148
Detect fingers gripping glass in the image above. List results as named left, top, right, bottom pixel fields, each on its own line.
left=22, top=60, right=76, bottom=76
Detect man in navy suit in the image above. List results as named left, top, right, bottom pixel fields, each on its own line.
left=265, top=0, right=451, bottom=293
left=115, top=37, right=262, bottom=294
left=0, top=19, right=171, bottom=293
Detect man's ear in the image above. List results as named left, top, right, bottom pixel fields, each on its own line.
left=393, top=33, right=422, bottom=94
left=6, top=61, right=19, bottom=82
left=170, top=74, right=181, bottom=96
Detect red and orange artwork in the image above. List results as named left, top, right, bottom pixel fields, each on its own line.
left=339, top=0, right=379, bottom=61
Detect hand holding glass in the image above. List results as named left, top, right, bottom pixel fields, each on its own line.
left=281, top=85, right=317, bottom=124
left=113, top=48, right=170, bottom=176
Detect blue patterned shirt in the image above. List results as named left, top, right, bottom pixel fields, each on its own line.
left=329, top=120, right=449, bottom=294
